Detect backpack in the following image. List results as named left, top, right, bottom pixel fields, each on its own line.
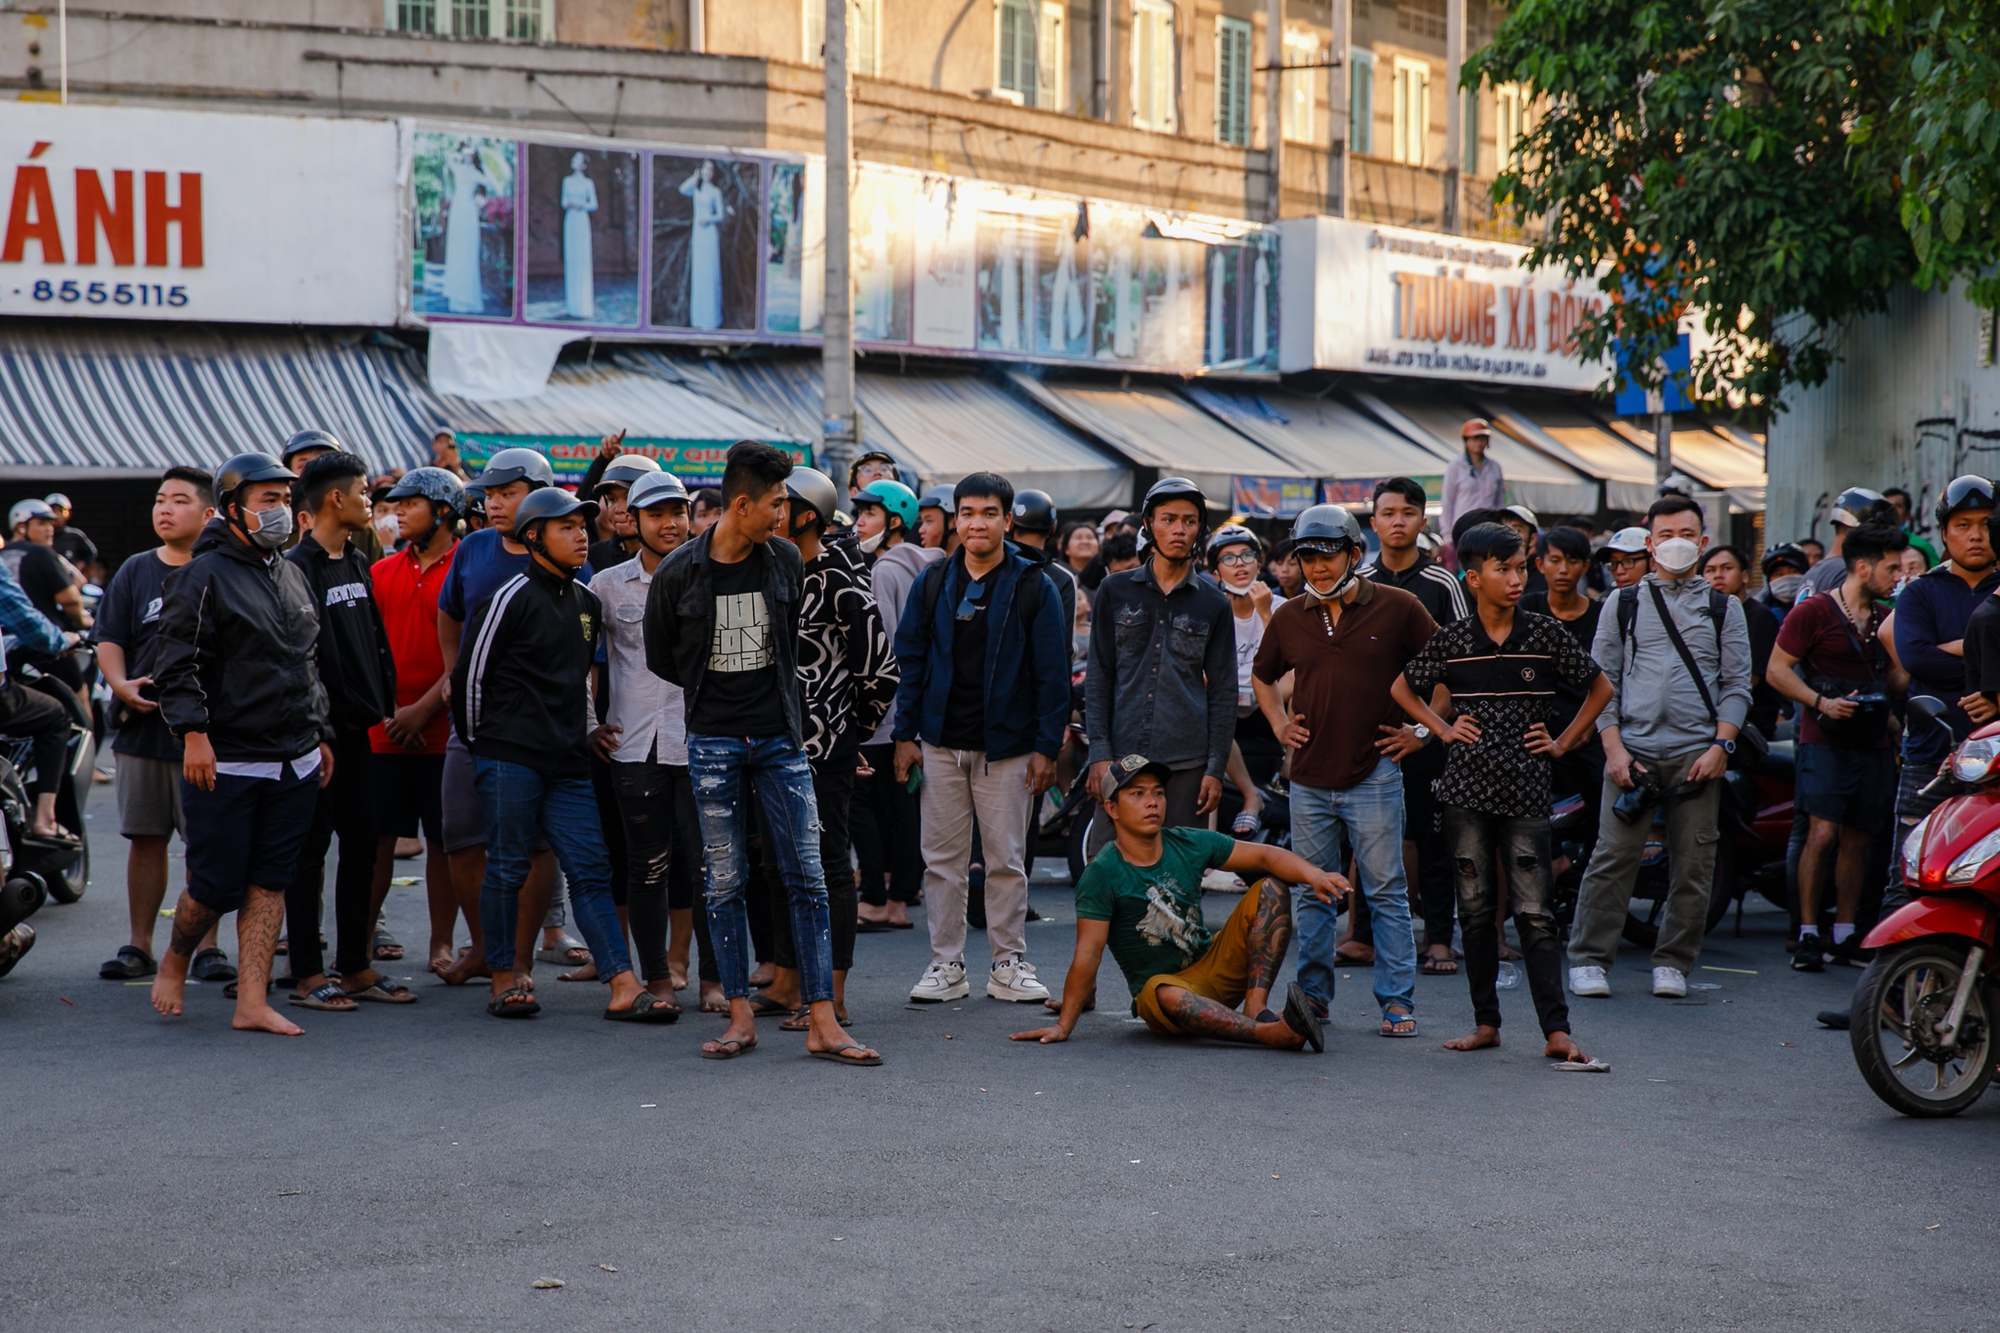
left=913, top=554, right=1047, bottom=649
left=1614, top=582, right=1769, bottom=767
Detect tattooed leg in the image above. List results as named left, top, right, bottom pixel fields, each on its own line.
left=150, top=893, right=221, bottom=1018
left=1155, top=984, right=1305, bottom=1049
left=1241, top=879, right=1295, bottom=1018
left=232, top=886, right=303, bottom=1036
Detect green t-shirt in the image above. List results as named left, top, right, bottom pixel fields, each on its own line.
left=1074, top=828, right=1238, bottom=999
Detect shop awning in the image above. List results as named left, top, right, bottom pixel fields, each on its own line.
left=1011, top=374, right=1316, bottom=513
left=1604, top=418, right=1768, bottom=511
left=1468, top=398, right=1659, bottom=513
left=1349, top=388, right=1602, bottom=517
left=0, top=324, right=436, bottom=480
left=621, top=353, right=1132, bottom=509
left=1182, top=385, right=1452, bottom=503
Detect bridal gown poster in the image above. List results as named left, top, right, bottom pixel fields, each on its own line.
left=911, top=176, right=975, bottom=349
left=412, top=132, right=516, bottom=319
left=850, top=167, right=913, bottom=344
left=976, top=192, right=1088, bottom=358
left=649, top=154, right=761, bottom=333
left=523, top=145, right=640, bottom=327
left=1088, top=205, right=1147, bottom=362
left=1204, top=231, right=1279, bottom=372
left=763, top=159, right=825, bottom=335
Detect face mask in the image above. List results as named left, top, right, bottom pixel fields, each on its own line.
left=858, top=529, right=885, bottom=555
left=1768, top=573, right=1804, bottom=604
left=1652, top=537, right=1702, bottom=575
left=374, top=512, right=401, bottom=547
left=1892, top=576, right=1910, bottom=600
left=244, top=505, right=292, bottom=551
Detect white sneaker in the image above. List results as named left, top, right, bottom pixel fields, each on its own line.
left=1569, top=965, right=1611, bottom=997
left=1651, top=966, right=1688, bottom=998
left=909, top=961, right=969, bottom=1003
left=987, top=957, right=1050, bottom=1002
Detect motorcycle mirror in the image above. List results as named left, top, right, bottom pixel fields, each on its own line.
left=1909, top=695, right=1950, bottom=722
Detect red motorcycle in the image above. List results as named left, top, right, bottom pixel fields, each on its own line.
left=1852, top=698, right=1999, bottom=1117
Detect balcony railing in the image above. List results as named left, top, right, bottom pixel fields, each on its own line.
left=1344, top=155, right=1541, bottom=243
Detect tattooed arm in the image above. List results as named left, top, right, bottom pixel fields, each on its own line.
left=1010, top=919, right=1112, bottom=1044
left=1222, top=842, right=1350, bottom=906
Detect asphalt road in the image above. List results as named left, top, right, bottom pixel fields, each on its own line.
left=2, top=800, right=1995, bottom=1332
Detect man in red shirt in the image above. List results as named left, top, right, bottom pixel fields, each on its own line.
left=368, top=468, right=464, bottom=976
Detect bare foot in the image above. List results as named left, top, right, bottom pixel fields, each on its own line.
left=560, top=962, right=598, bottom=982
left=232, top=1001, right=305, bottom=1036
left=748, top=962, right=776, bottom=989
left=1443, top=1024, right=1501, bottom=1051
left=1333, top=946, right=1374, bottom=967
left=698, top=981, right=728, bottom=1013
left=1544, top=1031, right=1588, bottom=1062
left=427, top=943, right=455, bottom=975
left=646, top=977, right=678, bottom=1001
left=1497, top=942, right=1524, bottom=962
left=150, top=956, right=190, bottom=1017
left=1044, top=992, right=1095, bottom=1014
left=437, top=954, right=492, bottom=987
left=668, top=967, right=689, bottom=991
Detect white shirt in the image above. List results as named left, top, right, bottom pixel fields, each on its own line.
left=588, top=556, right=687, bottom=766
left=1226, top=590, right=1284, bottom=713
left=215, top=748, right=321, bottom=782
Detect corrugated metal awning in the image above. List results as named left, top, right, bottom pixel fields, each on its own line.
left=1605, top=418, right=1768, bottom=509
left=1012, top=375, right=1314, bottom=504
left=1182, top=385, right=1451, bottom=497
left=1351, top=388, right=1601, bottom=517
left=0, top=324, right=435, bottom=479
left=1470, top=399, right=1658, bottom=513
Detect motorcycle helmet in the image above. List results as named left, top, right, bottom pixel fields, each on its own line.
left=280, top=428, right=344, bottom=468
left=1011, top=489, right=1058, bottom=534
left=384, top=466, right=466, bottom=517
left=8, top=498, right=55, bottom=531
left=918, top=484, right=956, bottom=515
left=215, top=452, right=296, bottom=504
left=1829, top=487, right=1893, bottom=529
left=1935, top=474, right=1997, bottom=526
left=1288, top=505, right=1365, bottom=601
left=510, top=488, right=598, bottom=570
left=785, top=466, right=841, bottom=532
left=627, top=472, right=691, bottom=511
left=477, top=447, right=556, bottom=492
left=848, top=450, right=899, bottom=491
left=1760, top=543, right=1810, bottom=579
left=856, top=479, right=919, bottom=534
left=1205, top=523, right=1263, bottom=568
left=593, top=454, right=663, bottom=497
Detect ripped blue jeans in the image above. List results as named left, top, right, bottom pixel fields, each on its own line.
left=686, top=732, right=833, bottom=1004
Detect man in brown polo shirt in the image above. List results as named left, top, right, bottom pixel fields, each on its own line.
left=1251, top=505, right=1437, bottom=1037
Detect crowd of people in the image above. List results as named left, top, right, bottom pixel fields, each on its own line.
left=0, top=415, right=1974, bottom=1067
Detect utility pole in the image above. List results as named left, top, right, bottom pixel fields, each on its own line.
left=1655, top=409, right=1674, bottom=489
left=821, top=0, right=857, bottom=507
left=1331, top=0, right=1349, bottom=217
left=1263, top=0, right=1283, bottom=222
left=1442, top=0, right=1464, bottom=234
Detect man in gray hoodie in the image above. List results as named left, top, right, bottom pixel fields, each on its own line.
left=1567, top=495, right=1752, bottom=1001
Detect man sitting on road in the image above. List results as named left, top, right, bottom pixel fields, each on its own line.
left=1013, top=755, right=1345, bottom=1052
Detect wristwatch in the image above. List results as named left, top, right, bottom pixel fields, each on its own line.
left=1714, top=737, right=1736, bottom=756
left=1412, top=724, right=1432, bottom=744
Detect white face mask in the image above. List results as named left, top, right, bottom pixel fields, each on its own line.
left=1768, top=573, right=1805, bottom=604
left=858, top=529, right=885, bottom=555
left=1652, top=536, right=1703, bottom=575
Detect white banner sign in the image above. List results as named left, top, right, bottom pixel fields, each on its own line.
left=0, top=103, right=399, bottom=325
left=1279, top=215, right=1608, bottom=391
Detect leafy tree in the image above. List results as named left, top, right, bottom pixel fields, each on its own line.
left=1467, top=0, right=1997, bottom=407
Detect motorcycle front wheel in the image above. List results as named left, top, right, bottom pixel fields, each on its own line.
left=1850, top=942, right=1995, bottom=1118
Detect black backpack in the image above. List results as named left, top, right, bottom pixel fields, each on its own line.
left=913, top=554, right=1048, bottom=649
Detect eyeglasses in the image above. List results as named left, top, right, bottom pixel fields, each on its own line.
left=956, top=579, right=988, bottom=620
left=1216, top=550, right=1260, bottom=567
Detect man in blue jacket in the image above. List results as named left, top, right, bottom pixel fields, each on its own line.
left=893, top=473, right=1070, bottom=1005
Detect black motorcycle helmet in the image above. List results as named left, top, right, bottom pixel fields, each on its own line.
left=511, top=488, right=598, bottom=575
left=1935, top=475, right=1997, bottom=526
left=1289, top=504, right=1366, bottom=602
left=1011, top=489, right=1058, bottom=534
left=1760, top=543, right=1810, bottom=580
left=216, top=452, right=296, bottom=508
left=280, top=428, right=344, bottom=469
left=1830, top=487, right=1894, bottom=530
left=1137, top=476, right=1209, bottom=550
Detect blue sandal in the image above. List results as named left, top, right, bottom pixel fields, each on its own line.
left=1381, top=1007, right=1418, bottom=1038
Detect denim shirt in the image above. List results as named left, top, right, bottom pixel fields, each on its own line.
left=1084, top=556, right=1237, bottom=777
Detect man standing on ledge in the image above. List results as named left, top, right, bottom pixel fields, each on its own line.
left=150, top=452, right=332, bottom=1036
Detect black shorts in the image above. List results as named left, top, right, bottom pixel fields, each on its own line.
left=1797, top=744, right=1896, bottom=830
left=182, top=767, right=319, bottom=912
left=373, top=751, right=445, bottom=841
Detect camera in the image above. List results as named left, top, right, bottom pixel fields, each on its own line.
left=1612, top=764, right=1664, bottom=826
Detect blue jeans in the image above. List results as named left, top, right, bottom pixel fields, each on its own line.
left=474, top=758, right=630, bottom=979
left=687, top=732, right=833, bottom=1004
left=1289, top=756, right=1417, bottom=1017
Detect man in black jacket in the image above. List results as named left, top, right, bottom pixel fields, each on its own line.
left=645, top=441, right=880, bottom=1065
left=282, top=452, right=405, bottom=1012
left=150, top=452, right=332, bottom=1036
left=452, top=489, right=673, bottom=1024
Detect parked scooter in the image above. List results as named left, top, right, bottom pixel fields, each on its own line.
left=0, top=726, right=83, bottom=977
left=1849, top=697, right=1998, bottom=1117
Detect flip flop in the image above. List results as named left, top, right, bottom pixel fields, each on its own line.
left=888, top=921, right=916, bottom=930
left=99, top=945, right=156, bottom=980
left=0, top=924, right=33, bottom=979
left=371, top=929, right=404, bottom=962
left=746, top=992, right=793, bottom=1018
left=809, top=1043, right=882, bottom=1066
left=1282, top=982, right=1325, bottom=1053
left=1231, top=811, right=1261, bottom=836
left=189, top=948, right=236, bottom=983
left=779, top=1008, right=812, bottom=1031
left=854, top=918, right=894, bottom=934
left=699, top=1035, right=757, bottom=1059
left=1419, top=952, right=1459, bottom=976
left=486, top=987, right=539, bottom=1019
left=344, top=978, right=417, bottom=1004
left=604, top=991, right=681, bottom=1024
left=289, top=981, right=358, bottom=1012
left=1381, top=1007, right=1418, bottom=1038
left=534, top=936, right=590, bottom=967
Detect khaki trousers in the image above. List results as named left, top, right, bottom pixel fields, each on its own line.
left=918, top=744, right=1033, bottom=967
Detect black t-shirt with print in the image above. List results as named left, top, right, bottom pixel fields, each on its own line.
left=687, top=553, right=788, bottom=739
left=938, top=571, right=990, bottom=751
left=93, top=549, right=180, bottom=760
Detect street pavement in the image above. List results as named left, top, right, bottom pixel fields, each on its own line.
left=2, top=802, right=1996, bottom=1332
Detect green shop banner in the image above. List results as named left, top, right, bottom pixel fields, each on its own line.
left=455, top=435, right=812, bottom=485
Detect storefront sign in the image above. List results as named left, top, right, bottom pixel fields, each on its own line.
left=0, top=103, right=399, bottom=325
left=455, top=434, right=810, bottom=484
left=1278, top=216, right=1608, bottom=392
left=1231, top=475, right=1319, bottom=517
left=411, top=123, right=1281, bottom=378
